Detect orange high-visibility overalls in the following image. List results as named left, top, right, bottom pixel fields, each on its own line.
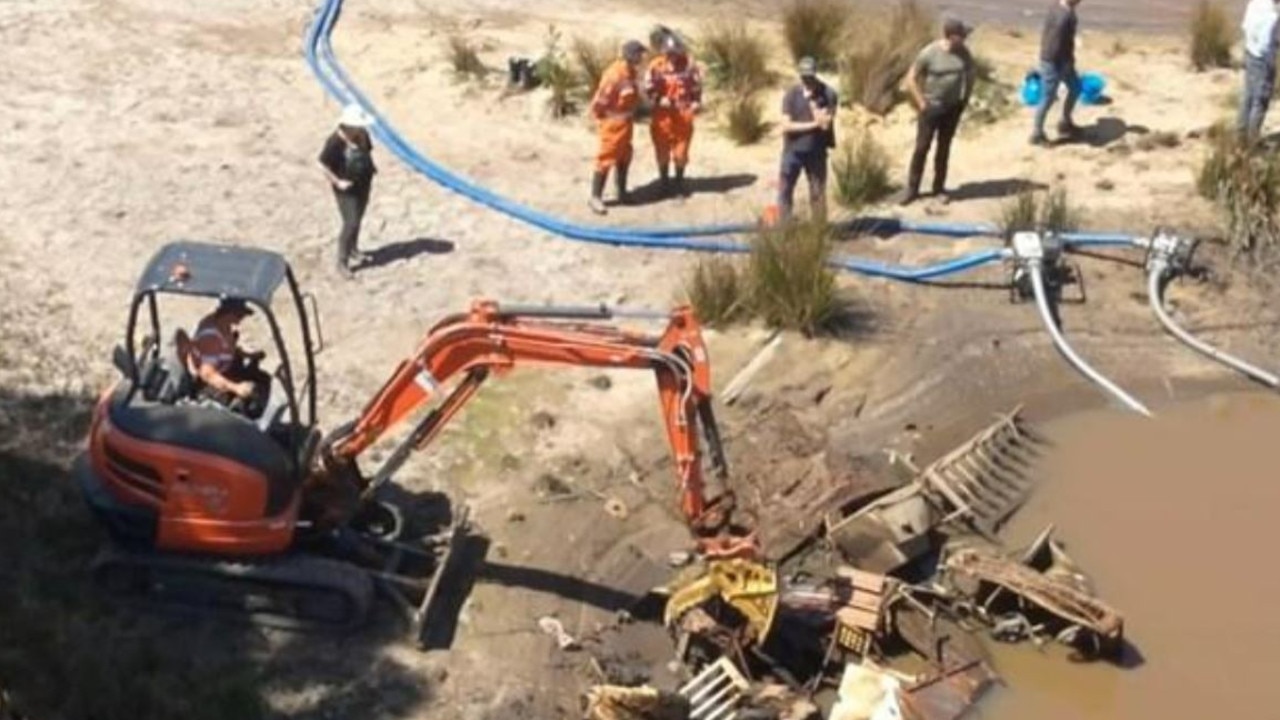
left=591, top=59, right=641, bottom=173
left=646, top=53, right=702, bottom=170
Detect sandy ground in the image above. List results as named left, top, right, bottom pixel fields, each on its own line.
left=3, top=0, right=1280, bottom=718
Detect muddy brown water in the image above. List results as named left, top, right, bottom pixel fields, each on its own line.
left=927, top=0, right=1247, bottom=33
left=982, top=391, right=1280, bottom=718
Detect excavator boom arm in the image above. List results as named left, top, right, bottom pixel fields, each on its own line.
left=324, top=300, right=725, bottom=525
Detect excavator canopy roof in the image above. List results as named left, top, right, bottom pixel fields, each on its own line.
left=135, top=241, right=291, bottom=306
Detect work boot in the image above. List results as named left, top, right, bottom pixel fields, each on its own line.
left=658, top=163, right=671, bottom=197
left=897, top=188, right=919, bottom=207
left=589, top=171, right=608, bottom=215
left=614, top=162, right=631, bottom=206
left=335, top=258, right=355, bottom=279
left=674, top=165, right=688, bottom=197
left=1057, top=119, right=1081, bottom=137
left=1029, top=132, right=1050, bottom=147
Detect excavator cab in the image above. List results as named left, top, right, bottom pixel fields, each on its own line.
left=81, top=241, right=324, bottom=555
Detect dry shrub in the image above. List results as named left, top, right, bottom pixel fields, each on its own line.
left=1197, top=127, right=1280, bottom=268
left=1190, top=0, right=1232, bottom=72
left=832, top=133, right=893, bottom=210
left=839, top=0, right=935, bottom=115
left=724, top=94, right=770, bottom=145
left=749, top=220, right=841, bottom=335
left=686, top=256, right=751, bottom=327
left=447, top=35, right=487, bottom=80
left=782, top=0, right=850, bottom=70
left=966, top=55, right=1015, bottom=126
left=572, top=37, right=616, bottom=94
left=998, top=186, right=1080, bottom=239
left=698, top=19, right=773, bottom=95
left=534, top=26, right=583, bottom=118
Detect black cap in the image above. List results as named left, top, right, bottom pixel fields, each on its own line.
left=216, top=297, right=254, bottom=317
left=943, top=17, right=972, bottom=38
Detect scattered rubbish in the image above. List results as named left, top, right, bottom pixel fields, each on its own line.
left=668, top=551, right=694, bottom=567
left=506, top=509, right=526, bottom=523
left=586, top=685, right=692, bottom=720
left=590, top=375, right=614, bottom=390
left=828, top=661, right=907, bottom=720
left=538, top=616, right=580, bottom=650
left=678, top=656, right=750, bottom=720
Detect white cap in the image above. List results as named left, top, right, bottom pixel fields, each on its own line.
left=338, top=103, right=374, bottom=128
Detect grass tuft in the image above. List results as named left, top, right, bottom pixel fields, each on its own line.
left=998, top=186, right=1080, bottom=239
left=447, top=35, right=488, bottom=80
left=1189, top=0, right=1233, bottom=72
left=1197, top=127, right=1280, bottom=268
left=724, top=94, right=770, bottom=145
left=748, top=220, right=842, bottom=335
left=832, top=133, right=893, bottom=210
left=839, top=0, right=935, bottom=115
left=686, top=256, right=751, bottom=327
left=534, top=26, right=583, bottom=118
left=782, top=0, right=850, bottom=70
left=571, top=37, right=616, bottom=96
left=698, top=19, right=773, bottom=95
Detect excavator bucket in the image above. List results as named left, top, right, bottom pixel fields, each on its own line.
left=412, top=505, right=472, bottom=648
left=918, top=407, right=1047, bottom=538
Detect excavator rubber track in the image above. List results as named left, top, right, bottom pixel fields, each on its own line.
left=90, top=546, right=375, bottom=631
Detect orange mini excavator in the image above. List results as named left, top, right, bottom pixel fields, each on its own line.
left=77, top=241, right=756, bottom=642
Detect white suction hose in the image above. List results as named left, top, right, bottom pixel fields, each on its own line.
left=1146, top=260, right=1280, bottom=388
left=1029, top=262, right=1154, bottom=417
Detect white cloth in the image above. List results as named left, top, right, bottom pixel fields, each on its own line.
left=1242, top=0, right=1280, bottom=62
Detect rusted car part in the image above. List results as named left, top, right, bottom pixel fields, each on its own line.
left=916, top=406, right=1046, bottom=538
left=941, top=526, right=1124, bottom=658
left=822, top=408, right=1044, bottom=574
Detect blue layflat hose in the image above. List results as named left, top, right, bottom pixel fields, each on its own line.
left=303, top=0, right=1135, bottom=280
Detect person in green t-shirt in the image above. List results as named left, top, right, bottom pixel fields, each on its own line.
left=900, top=18, right=977, bottom=206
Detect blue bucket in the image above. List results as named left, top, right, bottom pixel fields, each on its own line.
left=1021, top=71, right=1042, bottom=106
left=1079, top=72, right=1107, bottom=105
left=1021, top=70, right=1107, bottom=107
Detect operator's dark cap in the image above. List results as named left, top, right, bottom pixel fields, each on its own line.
left=622, top=40, right=646, bottom=59
left=943, top=17, right=973, bottom=38
left=797, top=56, right=817, bottom=77
left=217, top=298, right=254, bottom=317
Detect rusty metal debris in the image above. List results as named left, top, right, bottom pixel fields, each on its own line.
left=598, top=407, right=1123, bottom=720
left=917, top=406, right=1046, bottom=538
left=585, top=685, right=692, bottom=720
left=940, top=526, right=1124, bottom=658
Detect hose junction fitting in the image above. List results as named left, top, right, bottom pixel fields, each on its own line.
left=1004, top=229, right=1280, bottom=417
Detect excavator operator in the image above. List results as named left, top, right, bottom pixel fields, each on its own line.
left=188, top=298, right=271, bottom=418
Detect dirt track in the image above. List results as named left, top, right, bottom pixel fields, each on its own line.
left=4, top=0, right=1280, bottom=718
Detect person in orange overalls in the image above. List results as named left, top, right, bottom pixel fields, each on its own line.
left=645, top=34, right=703, bottom=198
left=589, top=40, right=647, bottom=215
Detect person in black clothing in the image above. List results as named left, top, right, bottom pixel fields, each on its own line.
left=1031, top=0, right=1083, bottom=146
left=777, top=56, right=837, bottom=222
left=318, top=104, right=378, bottom=278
